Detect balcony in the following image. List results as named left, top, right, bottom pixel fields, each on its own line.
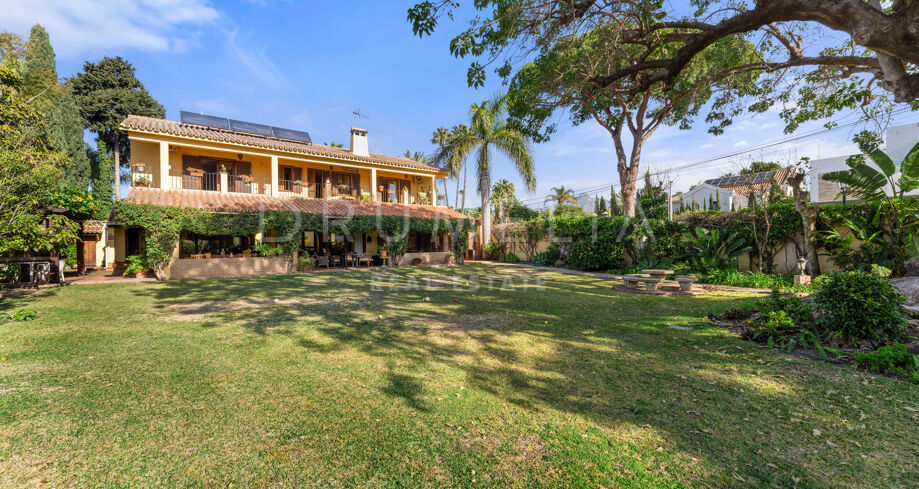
left=129, top=166, right=439, bottom=206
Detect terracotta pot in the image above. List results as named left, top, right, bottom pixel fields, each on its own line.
left=204, top=253, right=212, bottom=259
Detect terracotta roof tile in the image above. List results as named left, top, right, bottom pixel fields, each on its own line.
left=119, top=115, right=445, bottom=174
left=125, top=187, right=470, bottom=220
left=82, top=220, right=105, bottom=234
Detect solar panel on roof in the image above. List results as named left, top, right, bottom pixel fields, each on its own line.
left=228, top=119, right=274, bottom=136
left=179, top=111, right=312, bottom=145
left=271, top=127, right=312, bottom=144
left=180, top=111, right=229, bottom=129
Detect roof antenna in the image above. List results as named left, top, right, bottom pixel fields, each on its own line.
left=352, top=108, right=369, bottom=127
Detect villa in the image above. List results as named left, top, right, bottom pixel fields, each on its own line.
left=677, top=168, right=791, bottom=212
left=84, top=112, right=468, bottom=279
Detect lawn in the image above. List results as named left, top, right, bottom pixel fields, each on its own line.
left=1, top=264, right=917, bottom=488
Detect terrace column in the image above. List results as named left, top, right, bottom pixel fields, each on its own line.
left=431, top=175, right=437, bottom=206
left=370, top=168, right=377, bottom=202
left=159, top=141, right=170, bottom=189
left=270, top=155, right=279, bottom=197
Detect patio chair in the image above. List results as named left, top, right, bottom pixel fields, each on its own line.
left=358, top=252, right=373, bottom=267
left=315, top=254, right=330, bottom=269
left=329, top=254, right=342, bottom=267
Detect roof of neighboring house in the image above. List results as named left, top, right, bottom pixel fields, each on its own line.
left=703, top=168, right=790, bottom=194
left=119, top=115, right=445, bottom=174
left=82, top=220, right=106, bottom=234
left=124, top=187, right=470, bottom=220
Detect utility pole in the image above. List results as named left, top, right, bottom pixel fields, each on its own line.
left=668, top=180, right=673, bottom=220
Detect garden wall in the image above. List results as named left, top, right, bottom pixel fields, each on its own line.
left=167, top=255, right=291, bottom=280
left=399, top=252, right=452, bottom=267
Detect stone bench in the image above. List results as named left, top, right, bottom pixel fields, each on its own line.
left=675, top=275, right=698, bottom=292
left=623, top=274, right=663, bottom=291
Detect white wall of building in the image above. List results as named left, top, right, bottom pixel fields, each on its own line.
left=678, top=184, right=737, bottom=211
left=810, top=122, right=919, bottom=203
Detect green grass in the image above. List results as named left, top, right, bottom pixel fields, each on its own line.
left=0, top=264, right=916, bottom=488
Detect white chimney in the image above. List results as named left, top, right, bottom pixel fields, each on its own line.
left=350, top=127, right=369, bottom=156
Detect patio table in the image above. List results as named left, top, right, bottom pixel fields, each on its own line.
left=640, top=269, right=674, bottom=281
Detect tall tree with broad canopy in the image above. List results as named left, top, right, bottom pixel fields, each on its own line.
left=408, top=0, right=919, bottom=213
left=69, top=56, right=164, bottom=200
left=433, top=95, right=535, bottom=243
left=408, top=0, right=919, bottom=108
left=507, top=21, right=759, bottom=215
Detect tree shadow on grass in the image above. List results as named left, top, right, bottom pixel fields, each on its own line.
left=131, top=265, right=909, bottom=488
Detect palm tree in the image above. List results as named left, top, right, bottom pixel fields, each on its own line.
left=433, top=94, right=535, bottom=244
left=402, top=150, right=430, bottom=164
left=449, top=123, right=474, bottom=210
left=546, top=186, right=578, bottom=208
left=430, top=127, right=451, bottom=206
left=491, top=179, right=515, bottom=223
left=324, top=141, right=343, bottom=148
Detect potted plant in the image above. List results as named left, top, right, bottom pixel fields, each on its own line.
left=204, top=252, right=212, bottom=259
left=122, top=254, right=149, bottom=278
left=242, top=248, right=252, bottom=258
left=238, top=174, right=254, bottom=183
left=187, top=168, right=205, bottom=177
left=132, top=163, right=146, bottom=173
left=219, top=164, right=231, bottom=173
left=133, top=175, right=151, bottom=188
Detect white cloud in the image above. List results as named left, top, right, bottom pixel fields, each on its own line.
left=3, top=0, right=220, bottom=58
left=223, top=27, right=291, bottom=89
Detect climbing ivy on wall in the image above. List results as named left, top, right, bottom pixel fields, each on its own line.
left=111, top=202, right=472, bottom=279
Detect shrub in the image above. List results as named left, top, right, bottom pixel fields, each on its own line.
left=502, top=253, right=520, bottom=264
left=855, top=343, right=919, bottom=382
left=531, top=251, right=550, bottom=266
left=297, top=255, right=317, bottom=271
left=698, top=270, right=798, bottom=291
left=252, top=243, right=283, bottom=257
left=483, top=241, right=503, bottom=259
left=122, top=254, right=149, bottom=276
left=543, top=244, right=561, bottom=264
left=755, top=289, right=813, bottom=325
left=569, top=239, right=625, bottom=271
left=814, top=270, right=907, bottom=346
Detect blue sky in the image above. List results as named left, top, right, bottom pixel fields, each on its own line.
left=6, top=0, right=917, bottom=206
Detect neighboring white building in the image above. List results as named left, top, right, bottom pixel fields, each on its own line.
left=678, top=168, right=791, bottom=212
left=810, top=122, right=919, bottom=203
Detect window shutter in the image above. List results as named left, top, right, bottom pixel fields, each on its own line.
left=353, top=173, right=361, bottom=196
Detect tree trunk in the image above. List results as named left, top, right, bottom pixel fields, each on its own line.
left=480, top=157, right=492, bottom=245
left=454, top=172, right=461, bottom=209
left=619, top=163, right=641, bottom=218
left=76, top=238, right=85, bottom=276
left=789, top=170, right=820, bottom=275
left=441, top=178, right=449, bottom=208
left=113, top=134, right=121, bottom=201
left=461, top=161, right=468, bottom=211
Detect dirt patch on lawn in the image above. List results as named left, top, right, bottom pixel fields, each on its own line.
left=407, top=314, right=517, bottom=331
left=161, top=297, right=325, bottom=322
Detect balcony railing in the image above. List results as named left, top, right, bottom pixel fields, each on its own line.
left=169, top=171, right=221, bottom=191
left=130, top=168, right=439, bottom=205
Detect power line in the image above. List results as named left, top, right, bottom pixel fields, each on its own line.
left=518, top=108, right=915, bottom=205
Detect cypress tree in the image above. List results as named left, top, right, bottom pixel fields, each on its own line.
left=24, top=24, right=90, bottom=188
left=90, top=140, right=114, bottom=219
